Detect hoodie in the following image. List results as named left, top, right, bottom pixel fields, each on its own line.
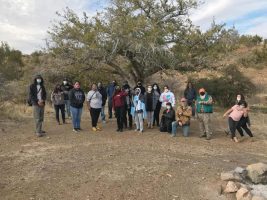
left=159, top=90, right=175, bottom=108
left=29, top=75, right=47, bottom=106
left=69, top=88, right=85, bottom=108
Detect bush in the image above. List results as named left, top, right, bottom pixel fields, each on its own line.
left=193, top=65, right=256, bottom=107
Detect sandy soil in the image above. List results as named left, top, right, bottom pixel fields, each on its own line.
left=0, top=110, right=266, bottom=200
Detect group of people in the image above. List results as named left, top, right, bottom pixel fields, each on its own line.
left=28, top=75, right=253, bottom=142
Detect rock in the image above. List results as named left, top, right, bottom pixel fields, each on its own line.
left=236, top=188, right=252, bottom=200
left=252, top=196, right=266, bottom=200
left=221, top=171, right=243, bottom=182
left=246, top=163, right=267, bottom=184
left=224, top=181, right=241, bottom=193
left=251, top=184, right=267, bottom=199
left=235, top=167, right=246, bottom=174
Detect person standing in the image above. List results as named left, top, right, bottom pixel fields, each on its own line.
left=223, top=100, right=248, bottom=143
left=61, top=78, right=73, bottom=119
left=69, top=81, right=85, bottom=132
left=196, top=88, right=213, bottom=140
left=112, top=86, right=127, bottom=132
left=131, top=88, right=146, bottom=133
left=144, top=85, right=159, bottom=129
left=171, top=98, right=192, bottom=137
left=97, top=82, right=107, bottom=123
left=152, top=83, right=161, bottom=127
left=122, top=81, right=133, bottom=129
left=87, top=83, right=102, bottom=132
left=184, top=81, right=197, bottom=116
left=29, top=74, right=47, bottom=137
left=134, top=81, right=146, bottom=95
left=51, top=84, right=65, bottom=125
left=159, top=85, right=175, bottom=108
left=107, top=80, right=117, bottom=119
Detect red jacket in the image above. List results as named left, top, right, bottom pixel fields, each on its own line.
left=112, top=91, right=127, bottom=109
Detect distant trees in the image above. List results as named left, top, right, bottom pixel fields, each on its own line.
left=0, top=42, right=24, bottom=81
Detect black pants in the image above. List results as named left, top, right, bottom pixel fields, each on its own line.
left=153, top=101, right=161, bottom=126
left=108, top=98, right=113, bottom=118
left=54, top=104, right=65, bottom=123
left=115, top=107, right=124, bottom=130
left=228, top=117, right=239, bottom=139
left=237, top=117, right=253, bottom=137
left=90, top=108, right=101, bottom=127
left=123, top=107, right=132, bottom=128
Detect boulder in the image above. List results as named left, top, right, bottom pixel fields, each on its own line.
left=246, top=163, right=267, bottom=184
left=224, top=181, right=240, bottom=193
left=235, top=167, right=247, bottom=175
left=221, top=171, right=243, bottom=182
left=236, top=188, right=252, bottom=200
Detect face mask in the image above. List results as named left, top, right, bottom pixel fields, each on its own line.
left=166, top=106, right=171, bottom=110
left=200, top=92, right=205, bottom=96
left=240, top=105, right=245, bottom=109
left=63, top=81, right=67, bottom=85
left=36, top=79, right=42, bottom=84
left=135, top=91, right=139, bottom=95
left=237, top=97, right=241, bottom=101
left=153, top=86, right=157, bottom=90
left=148, top=88, right=152, bottom=92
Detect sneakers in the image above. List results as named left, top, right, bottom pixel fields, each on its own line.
left=73, top=129, right=79, bottom=133
left=96, top=126, right=102, bottom=131
left=135, top=129, right=140, bottom=132
left=92, top=127, right=97, bottom=132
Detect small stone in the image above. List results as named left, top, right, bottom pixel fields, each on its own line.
left=236, top=188, right=252, bottom=200
left=224, top=181, right=241, bottom=193
left=235, top=167, right=246, bottom=174
left=246, top=163, right=267, bottom=184
left=221, top=171, right=242, bottom=182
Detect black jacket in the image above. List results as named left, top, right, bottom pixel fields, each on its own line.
left=69, top=88, right=85, bottom=108
left=98, top=86, right=107, bottom=106
left=61, top=83, right=73, bottom=100
left=29, top=76, right=47, bottom=106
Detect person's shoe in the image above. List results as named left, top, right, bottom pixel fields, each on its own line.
left=73, top=129, right=78, bottom=133
left=96, top=127, right=102, bottom=131
left=206, top=136, right=211, bottom=140
left=139, top=130, right=144, bottom=133
left=135, top=129, right=140, bottom=132
left=77, top=128, right=82, bottom=132
left=233, top=137, right=239, bottom=143
left=92, top=127, right=97, bottom=132
left=36, top=133, right=43, bottom=137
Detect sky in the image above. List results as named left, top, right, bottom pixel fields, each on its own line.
left=0, top=0, right=267, bottom=54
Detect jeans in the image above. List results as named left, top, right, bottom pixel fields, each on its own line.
left=90, top=108, right=101, bottom=127
left=33, top=105, right=44, bottom=134
left=171, top=121, right=190, bottom=137
left=108, top=98, right=113, bottom=118
left=70, top=106, right=83, bottom=129
left=101, top=106, right=106, bottom=121
left=147, top=111, right=154, bottom=125
left=115, top=107, right=124, bottom=130
left=54, top=104, right=65, bottom=123
left=64, top=100, right=71, bottom=117
left=135, top=112, right=144, bottom=131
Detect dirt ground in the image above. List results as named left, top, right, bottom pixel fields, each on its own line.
left=0, top=109, right=267, bottom=200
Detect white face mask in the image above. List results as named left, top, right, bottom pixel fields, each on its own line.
left=240, top=105, right=245, bottom=109
left=166, top=106, right=171, bottom=110
left=36, top=79, right=42, bottom=84
left=153, top=86, right=157, bottom=90
left=237, top=97, right=241, bottom=101
left=63, top=81, right=67, bottom=85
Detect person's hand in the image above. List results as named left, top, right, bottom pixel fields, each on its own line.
left=178, top=121, right=183, bottom=126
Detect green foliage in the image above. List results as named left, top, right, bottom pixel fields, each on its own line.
left=239, top=35, right=263, bottom=47
left=193, top=65, right=256, bottom=107
left=0, top=42, right=24, bottom=81
left=239, top=46, right=267, bottom=69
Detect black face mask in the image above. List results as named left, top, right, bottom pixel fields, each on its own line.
left=200, top=92, right=205, bottom=96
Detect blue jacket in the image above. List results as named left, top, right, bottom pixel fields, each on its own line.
left=106, top=83, right=116, bottom=99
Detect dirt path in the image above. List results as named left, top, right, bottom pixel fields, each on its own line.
left=0, top=111, right=266, bottom=200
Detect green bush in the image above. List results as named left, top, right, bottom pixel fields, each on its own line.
left=193, top=65, right=256, bottom=107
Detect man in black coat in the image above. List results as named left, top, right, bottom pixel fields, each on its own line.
left=98, top=82, right=107, bottom=123
left=28, top=74, right=47, bottom=137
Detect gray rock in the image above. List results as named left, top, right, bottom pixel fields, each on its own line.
left=235, top=167, right=246, bottom=174
left=246, top=163, right=267, bottom=184
left=236, top=188, right=252, bottom=200
left=224, top=181, right=241, bottom=193
left=251, top=184, right=267, bottom=199
left=221, top=171, right=243, bottom=182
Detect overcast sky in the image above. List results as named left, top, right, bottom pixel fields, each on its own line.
left=0, top=0, right=267, bottom=54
